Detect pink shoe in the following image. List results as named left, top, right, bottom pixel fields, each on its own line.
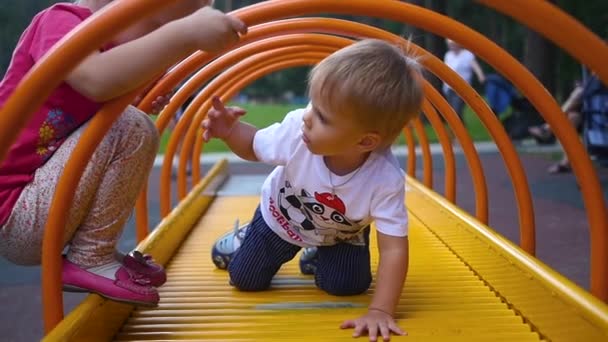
left=62, top=258, right=159, bottom=306
left=122, top=250, right=167, bottom=287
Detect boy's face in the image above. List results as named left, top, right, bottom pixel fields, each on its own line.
left=302, top=91, right=376, bottom=156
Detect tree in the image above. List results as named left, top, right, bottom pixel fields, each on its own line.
left=523, top=0, right=558, bottom=94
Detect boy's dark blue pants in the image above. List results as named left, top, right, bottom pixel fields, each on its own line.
left=228, top=207, right=372, bottom=296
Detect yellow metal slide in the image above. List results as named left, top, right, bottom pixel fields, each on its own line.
left=44, top=161, right=608, bottom=341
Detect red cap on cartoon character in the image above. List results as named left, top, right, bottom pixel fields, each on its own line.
left=314, top=192, right=346, bottom=214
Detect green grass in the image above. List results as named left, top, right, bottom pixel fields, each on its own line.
left=158, top=103, right=491, bottom=154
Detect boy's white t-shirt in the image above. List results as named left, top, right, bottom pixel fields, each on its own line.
left=252, top=108, right=408, bottom=248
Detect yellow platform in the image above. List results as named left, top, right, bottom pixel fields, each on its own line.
left=44, top=165, right=608, bottom=341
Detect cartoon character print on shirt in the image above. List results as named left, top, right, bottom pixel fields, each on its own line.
left=278, top=181, right=366, bottom=245
left=36, top=108, right=76, bottom=162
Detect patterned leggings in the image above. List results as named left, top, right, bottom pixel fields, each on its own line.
left=0, top=106, right=158, bottom=267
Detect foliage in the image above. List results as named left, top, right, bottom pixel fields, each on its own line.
left=1, top=0, right=606, bottom=101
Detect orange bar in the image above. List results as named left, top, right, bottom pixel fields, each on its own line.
left=159, top=36, right=344, bottom=215
left=477, top=0, right=608, bottom=87
left=157, top=17, right=530, bottom=239
left=423, top=83, right=488, bottom=222
left=230, top=4, right=520, bottom=247
left=176, top=47, right=336, bottom=197
left=134, top=184, right=149, bottom=242
left=41, top=91, right=139, bottom=333
left=412, top=118, right=433, bottom=188
left=226, top=0, right=608, bottom=289
left=402, top=126, right=417, bottom=177
left=421, top=99, right=456, bottom=202
left=160, top=20, right=489, bottom=224
left=476, top=0, right=608, bottom=301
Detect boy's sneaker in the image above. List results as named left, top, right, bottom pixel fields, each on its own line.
left=211, top=219, right=249, bottom=269
left=299, top=247, right=319, bottom=275
left=121, top=250, right=166, bottom=287
left=62, top=258, right=159, bottom=307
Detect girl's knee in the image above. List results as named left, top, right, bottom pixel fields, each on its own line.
left=123, top=106, right=160, bottom=149
left=101, top=106, right=159, bottom=160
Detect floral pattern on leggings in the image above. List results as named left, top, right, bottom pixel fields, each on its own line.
left=0, top=106, right=159, bottom=267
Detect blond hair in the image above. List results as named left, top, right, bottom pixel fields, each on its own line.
left=308, top=39, right=423, bottom=148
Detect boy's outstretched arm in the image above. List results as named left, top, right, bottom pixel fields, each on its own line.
left=341, top=232, right=409, bottom=341
left=202, top=97, right=258, bottom=162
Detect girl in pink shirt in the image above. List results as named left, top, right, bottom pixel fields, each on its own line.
left=0, top=0, right=246, bottom=306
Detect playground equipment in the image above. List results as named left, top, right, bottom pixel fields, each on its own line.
left=0, top=0, right=607, bottom=340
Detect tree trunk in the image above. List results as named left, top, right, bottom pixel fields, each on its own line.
left=401, top=0, right=425, bottom=47
left=425, top=0, right=447, bottom=93
left=523, top=0, right=557, bottom=94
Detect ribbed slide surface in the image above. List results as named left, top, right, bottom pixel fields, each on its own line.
left=116, top=195, right=540, bottom=341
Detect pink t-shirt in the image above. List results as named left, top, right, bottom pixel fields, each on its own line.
left=0, top=4, right=102, bottom=225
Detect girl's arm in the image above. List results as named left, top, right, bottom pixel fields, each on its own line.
left=66, top=7, right=246, bottom=102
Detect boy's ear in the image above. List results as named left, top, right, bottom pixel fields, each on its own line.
left=358, top=133, right=381, bottom=152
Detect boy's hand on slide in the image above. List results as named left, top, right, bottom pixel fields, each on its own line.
left=340, top=309, right=406, bottom=341
left=202, top=96, right=246, bottom=142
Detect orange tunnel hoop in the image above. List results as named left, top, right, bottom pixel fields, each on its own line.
left=167, top=23, right=496, bottom=234
left=158, top=38, right=345, bottom=215
left=190, top=67, right=456, bottom=203
left=147, top=18, right=534, bottom=255
left=176, top=48, right=337, bottom=199
left=0, top=0, right=599, bottom=335
left=183, top=50, right=451, bottom=196
left=220, top=0, right=607, bottom=300
left=224, top=0, right=604, bottom=296
left=161, top=19, right=494, bottom=223
left=180, top=44, right=478, bottom=222
left=40, top=87, right=144, bottom=333
left=179, top=35, right=485, bottom=224
left=421, top=99, right=456, bottom=202
left=476, top=0, right=608, bottom=86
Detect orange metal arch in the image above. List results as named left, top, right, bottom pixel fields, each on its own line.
left=413, top=118, right=433, bottom=188
left=173, top=33, right=458, bottom=204
left=179, top=33, right=488, bottom=222
left=403, top=126, right=416, bottom=177
left=421, top=100, right=456, bottom=202
left=477, top=0, right=608, bottom=86
left=0, top=1, right=600, bottom=335
left=40, top=89, right=143, bottom=332
left=215, top=0, right=605, bottom=300
left=158, top=37, right=343, bottom=215
left=156, top=21, right=494, bottom=227
left=145, top=18, right=543, bottom=251
left=236, top=0, right=607, bottom=299
left=184, top=53, right=454, bottom=198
